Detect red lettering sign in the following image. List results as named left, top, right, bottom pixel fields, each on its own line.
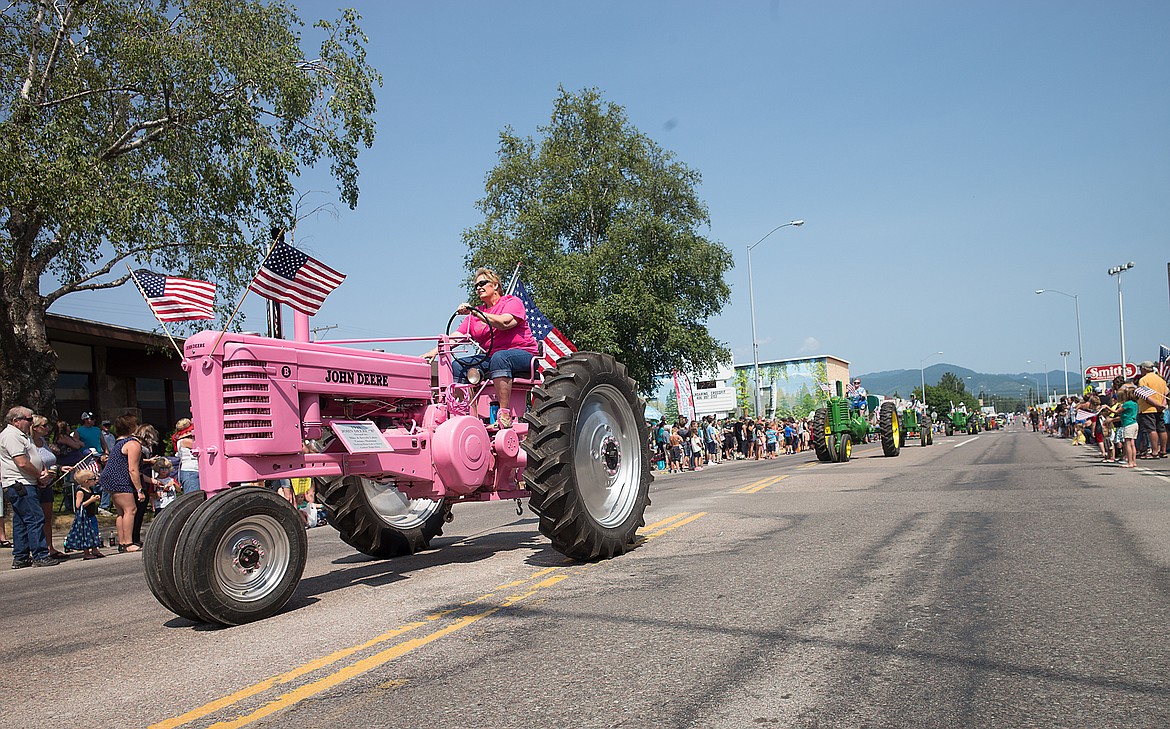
left=1084, top=363, right=1137, bottom=381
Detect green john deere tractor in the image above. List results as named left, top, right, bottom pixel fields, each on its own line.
left=899, top=407, right=934, bottom=447
left=811, top=383, right=901, bottom=463
left=941, top=408, right=979, bottom=436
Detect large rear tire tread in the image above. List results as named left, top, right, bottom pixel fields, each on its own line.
left=175, top=487, right=308, bottom=626
left=318, top=476, right=445, bottom=559
left=143, top=489, right=207, bottom=621
left=879, top=401, right=901, bottom=457
left=522, top=351, right=651, bottom=561
left=812, top=408, right=832, bottom=462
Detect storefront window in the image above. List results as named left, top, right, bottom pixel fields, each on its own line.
left=136, top=377, right=168, bottom=432
left=55, top=372, right=93, bottom=423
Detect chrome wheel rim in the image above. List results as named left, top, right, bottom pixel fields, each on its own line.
left=360, top=478, right=443, bottom=529
left=572, top=384, right=642, bottom=528
left=213, top=514, right=290, bottom=603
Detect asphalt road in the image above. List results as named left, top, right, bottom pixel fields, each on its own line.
left=5, top=426, right=1170, bottom=729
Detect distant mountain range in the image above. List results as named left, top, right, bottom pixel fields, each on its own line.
left=855, top=363, right=1080, bottom=399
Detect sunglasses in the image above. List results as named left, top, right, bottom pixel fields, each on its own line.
left=473, top=280, right=493, bottom=289
left=14, top=416, right=32, bottom=422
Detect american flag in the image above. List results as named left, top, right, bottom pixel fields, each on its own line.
left=818, top=382, right=833, bottom=396
left=1159, top=345, right=1170, bottom=381
left=1136, top=385, right=1166, bottom=408
left=134, top=270, right=215, bottom=322
left=249, top=241, right=346, bottom=316
left=845, top=381, right=859, bottom=396
left=72, top=452, right=101, bottom=477
left=510, top=279, right=576, bottom=371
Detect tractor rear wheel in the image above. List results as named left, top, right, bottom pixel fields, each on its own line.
left=174, top=486, right=307, bottom=625
left=812, top=408, right=833, bottom=462
left=921, top=417, right=933, bottom=446
left=319, top=476, right=446, bottom=559
left=837, top=433, right=852, bottom=462
left=143, top=489, right=206, bottom=622
left=523, top=352, right=651, bottom=561
left=879, top=401, right=901, bottom=457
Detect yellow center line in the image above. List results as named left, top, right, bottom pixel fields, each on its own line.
left=744, top=474, right=789, bottom=493
left=207, top=610, right=500, bottom=729
left=732, top=476, right=774, bottom=494
left=152, top=565, right=570, bottom=729
left=797, top=461, right=818, bottom=469
left=148, top=620, right=427, bottom=729
left=639, top=512, right=692, bottom=533
left=207, top=572, right=579, bottom=729
left=155, top=515, right=705, bottom=729
left=643, top=511, right=707, bottom=538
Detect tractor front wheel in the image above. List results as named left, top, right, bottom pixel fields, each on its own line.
left=837, top=433, right=852, bottom=462
left=143, top=489, right=207, bottom=622
left=174, top=486, right=308, bottom=626
left=945, top=424, right=954, bottom=437
left=879, top=401, right=901, bottom=457
left=523, top=351, right=651, bottom=561
left=921, top=417, right=933, bottom=446
left=319, top=476, right=446, bottom=559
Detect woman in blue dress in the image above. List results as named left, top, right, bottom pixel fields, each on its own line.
left=97, top=414, right=146, bottom=553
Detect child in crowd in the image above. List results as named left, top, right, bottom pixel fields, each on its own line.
left=152, top=458, right=178, bottom=511
left=64, top=468, right=105, bottom=559
left=1115, top=386, right=1139, bottom=468
left=668, top=427, right=683, bottom=474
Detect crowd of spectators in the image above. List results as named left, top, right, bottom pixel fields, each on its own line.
left=0, top=407, right=203, bottom=568
left=1031, top=360, right=1169, bottom=469
left=651, top=413, right=813, bottom=473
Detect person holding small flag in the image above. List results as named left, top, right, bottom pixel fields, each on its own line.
left=423, top=267, right=538, bottom=428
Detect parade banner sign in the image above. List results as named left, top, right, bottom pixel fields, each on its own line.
left=673, top=370, right=696, bottom=422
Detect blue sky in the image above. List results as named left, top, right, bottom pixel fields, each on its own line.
left=50, top=1, right=1170, bottom=382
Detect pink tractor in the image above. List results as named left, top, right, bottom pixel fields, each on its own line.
left=143, top=311, right=652, bottom=625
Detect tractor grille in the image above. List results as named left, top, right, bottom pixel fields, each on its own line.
left=221, top=359, right=273, bottom=441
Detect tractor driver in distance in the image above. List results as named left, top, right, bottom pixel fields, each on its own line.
left=422, top=267, right=538, bottom=428
left=850, top=378, right=868, bottom=412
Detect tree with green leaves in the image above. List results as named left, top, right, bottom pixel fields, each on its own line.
left=913, top=370, right=979, bottom=415
left=463, top=87, right=734, bottom=395
left=1, top=0, right=380, bottom=413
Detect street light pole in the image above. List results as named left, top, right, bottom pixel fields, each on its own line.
left=1060, top=350, right=1070, bottom=399
left=1108, top=262, right=1134, bottom=374
left=748, top=220, right=804, bottom=417
left=1035, top=289, right=1084, bottom=383
left=920, top=351, right=943, bottom=409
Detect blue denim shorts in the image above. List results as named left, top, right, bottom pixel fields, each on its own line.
left=452, top=348, right=535, bottom=382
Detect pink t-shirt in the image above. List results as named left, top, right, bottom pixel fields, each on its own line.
left=457, top=295, right=539, bottom=354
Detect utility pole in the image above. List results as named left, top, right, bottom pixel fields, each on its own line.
left=310, top=324, right=338, bottom=342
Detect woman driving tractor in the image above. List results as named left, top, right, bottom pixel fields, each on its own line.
left=423, top=267, right=538, bottom=428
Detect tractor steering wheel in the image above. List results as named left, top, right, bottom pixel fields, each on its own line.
left=445, top=307, right=495, bottom=374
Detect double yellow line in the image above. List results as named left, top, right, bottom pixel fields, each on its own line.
left=151, top=511, right=706, bottom=729
left=732, top=474, right=789, bottom=494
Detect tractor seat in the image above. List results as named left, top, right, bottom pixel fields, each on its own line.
left=512, top=342, right=544, bottom=387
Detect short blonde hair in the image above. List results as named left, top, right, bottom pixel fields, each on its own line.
left=472, top=267, right=501, bottom=288
left=31, top=415, right=50, bottom=429
left=174, top=417, right=193, bottom=431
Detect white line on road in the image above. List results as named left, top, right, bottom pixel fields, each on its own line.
left=953, top=437, right=980, bottom=448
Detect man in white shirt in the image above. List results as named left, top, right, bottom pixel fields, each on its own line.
left=0, top=406, right=57, bottom=568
